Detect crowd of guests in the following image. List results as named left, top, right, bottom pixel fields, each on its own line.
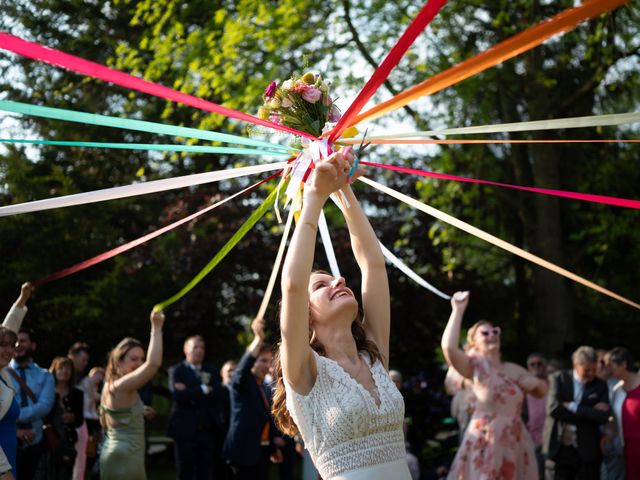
left=0, top=151, right=637, bottom=480
left=441, top=291, right=640, bottom=480
left=0, top=287, right=638, bottom=480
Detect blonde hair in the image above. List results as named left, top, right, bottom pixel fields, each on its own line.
left=466, top=320, right=493, bottom=349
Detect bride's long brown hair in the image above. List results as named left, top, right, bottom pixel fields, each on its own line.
left=271, top=272, right=382, bottom=436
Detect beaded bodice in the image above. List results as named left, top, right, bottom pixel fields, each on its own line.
left=284, top=350, right=406, bottom=479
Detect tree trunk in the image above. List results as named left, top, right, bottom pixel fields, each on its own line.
left=528, top=141, right=574, bottom=357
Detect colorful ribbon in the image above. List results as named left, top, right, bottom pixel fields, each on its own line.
left=0, top=100, right=295, bottom=152
left=379, top=243, right=451, bottom=300
left=318, top=209, right=341, bottom=278
left=351, top=0, right=630, bottom=126
left=340, top=138, right=639, bottom=145
left=359, top=177, right=640, bottom=310
left=256, top=206, right=295, bottom=320
left=360, top=161, right=640, bottom=209
left=0, top=33, right=315, bottom=140
left=0, top=138, right=290, bottom=157
left=0, top=161, right=287, bottom=217
left=346, top=112, right=640, bottom=140
left=33, top=171, right=281, bottom=286
left=326, top=0, right=447, bottom=143
left=154, top=183, right=284, bottom=311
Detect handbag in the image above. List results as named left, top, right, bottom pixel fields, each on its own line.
left=42, top=423, right=62, bottom=451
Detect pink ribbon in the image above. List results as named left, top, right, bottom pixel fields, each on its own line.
left=0, top=33, right=315, bottom=140
left=327, top=0, right=447, bottom=143
left=361, top=161, right=640, bottom=209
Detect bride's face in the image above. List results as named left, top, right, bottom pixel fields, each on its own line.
left=308, top=272, right=358, bottom=327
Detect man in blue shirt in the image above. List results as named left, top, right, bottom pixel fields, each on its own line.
left=9, top=327, right=55, bottom=480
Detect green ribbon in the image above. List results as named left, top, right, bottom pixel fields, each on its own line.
left=0, top=138, right=289, bottom=156
left=153, top=182, right=284, bottom=312
left=0, top=100, right=296, bottom=152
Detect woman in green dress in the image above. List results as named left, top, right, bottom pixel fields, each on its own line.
left=99, top=310, right=164, bottom=479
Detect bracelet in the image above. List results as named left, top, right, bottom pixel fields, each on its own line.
left=303, top=222, right=317, bottom=231
left=151, top=329, right=163, bottom=335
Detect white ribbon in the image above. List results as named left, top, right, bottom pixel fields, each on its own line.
left=257, top=206, right=295, bottom=320
left=379, top=242, right=451, bottom=300
left=284, top=138, right=329, bottom=203
left=0, top=161, right=287, bottom=217
left=359, top=176, right=640, bottom=310
left=346, top=112, right=640, bottom=140
left=318, top=210, right=341, bottom=278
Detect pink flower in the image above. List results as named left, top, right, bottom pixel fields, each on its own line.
left=264, top=81, right=278, bottom=98
left=301, top=87, right=322, bottom=104
left=269, top=114, right=281, bottom=124
left=329, top=106, right=341, bottom=122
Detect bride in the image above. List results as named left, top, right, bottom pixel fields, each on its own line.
left=271, top=147, right=411, bottom=480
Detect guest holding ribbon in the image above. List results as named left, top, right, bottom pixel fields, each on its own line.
left=606, top=347, right=640, bottom=479
left=0, top=283, right=34, bottom=480
left=441, top=291, right=547, bottom=480
left=271, top=148, right=412, bottom=479
left=99, top=309, right=164, bottom=480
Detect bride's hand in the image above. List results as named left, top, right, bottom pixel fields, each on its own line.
left=306, top=147, right=355, bottom=197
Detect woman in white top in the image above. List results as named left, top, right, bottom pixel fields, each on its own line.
left=0, top=282, right=34, bottom=480
left=271, top=148, right=411, bottom=480
left=605, top=347, right=640, bottom=479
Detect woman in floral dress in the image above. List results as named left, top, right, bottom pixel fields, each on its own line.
left=441, top=292, right=548, bottom=480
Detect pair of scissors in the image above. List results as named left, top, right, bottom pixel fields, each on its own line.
left=348, top=128, right=370, bottom=177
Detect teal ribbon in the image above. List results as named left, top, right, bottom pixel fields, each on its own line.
left=0, top=138, right=290, bottom=156
left=0, top=100, right=297, bottom=152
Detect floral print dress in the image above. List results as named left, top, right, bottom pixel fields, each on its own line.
left=448, top=355, right=537, bottom=480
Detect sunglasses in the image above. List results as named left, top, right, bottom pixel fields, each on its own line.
left=478, top=327, right=501, bottom=337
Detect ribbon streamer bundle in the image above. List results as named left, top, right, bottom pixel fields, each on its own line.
left=0, top=0, right=638, bottom=312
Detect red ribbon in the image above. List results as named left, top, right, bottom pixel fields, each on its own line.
left=326, top=0, right=447, bottom=143
left=361, top=161, right=640, bottom=210
left=32, top=171, right=282, bottom=286
left=0, top=33, right=316, bottom=140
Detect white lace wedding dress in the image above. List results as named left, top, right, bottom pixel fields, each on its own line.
left=284, top=350, right=411, bottom=480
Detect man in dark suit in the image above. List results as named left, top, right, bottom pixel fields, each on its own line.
left=222, top=317, right=284, bottom=480
left=168, top=335, right=228, bottom=480
left=543, top=345, right=610, bottom=480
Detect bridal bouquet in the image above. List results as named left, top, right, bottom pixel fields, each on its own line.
left=258, top=72, right=341, bottom=138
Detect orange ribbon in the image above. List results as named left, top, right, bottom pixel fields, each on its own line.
left=348, top=0, right=630, bottom=127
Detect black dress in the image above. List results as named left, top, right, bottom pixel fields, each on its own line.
left=37, top=387, right=84, bottom=479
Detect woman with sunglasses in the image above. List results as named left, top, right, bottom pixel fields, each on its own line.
left=441, top=291, right=547, bottom=480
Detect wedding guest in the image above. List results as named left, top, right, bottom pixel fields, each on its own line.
left=525, top=352, right=548, bottom=479
left=9, top=326, right=55, bottom=480
left=40, top=357, right=84, bottom=479
left=442, top=291, right=547, bottom=479
left=543, top=346, right=609, bottom=480
left=99, top=310, right=164, bottom=480
left=68, top=342, right=90, bottom=480
left=168, top=335, right=227, bottom=480
left=83, top=367, right=103, bottom=475
left=606, top=347, right=640, bottom=479
left=221, top=361, right=237, bottom=387
left=223, top=318, right=284, bottom=480
left=0, top=282, right=34, bottom=479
